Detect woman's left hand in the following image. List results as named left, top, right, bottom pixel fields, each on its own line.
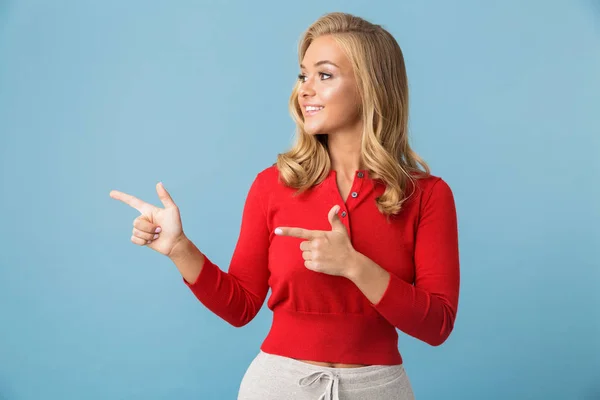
left=274, top=205, right=358, bottom=278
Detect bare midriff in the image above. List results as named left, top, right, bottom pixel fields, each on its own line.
left=295, top=359, right=369, bottom=368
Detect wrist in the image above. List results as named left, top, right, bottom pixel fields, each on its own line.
left=345, top=250, right=366, bottom=282
left=345, top=250, right=391, bottom=305
left=168, top=233, right=190, bottom=260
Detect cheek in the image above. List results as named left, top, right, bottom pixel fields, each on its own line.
left=319, top=83, right=341, bottom=104
left=326, top=94, right=360, bottom=123
left=323, top=83, right=359, bottom=113
left=302, top=82, right=360, bottom=133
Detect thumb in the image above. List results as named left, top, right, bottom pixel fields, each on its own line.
left=328, top=205, right=346, bottom=233
left=156, top=182, right=176, bottom=208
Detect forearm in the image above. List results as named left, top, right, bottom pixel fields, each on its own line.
left=347, top=251, right=457, bottom=346
left=168, top=234, right=206, bottom=285
left=174, top=233, right=269, bottom=328
left=346, top=251, right=391, bottom=304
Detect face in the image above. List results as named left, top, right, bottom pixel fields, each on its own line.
left=297, top=35, right=362, bottom=136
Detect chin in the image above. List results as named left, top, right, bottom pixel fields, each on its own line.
left=303, top=125, right=322, bottom=135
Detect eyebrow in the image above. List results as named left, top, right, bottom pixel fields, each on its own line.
left=300, top=60, right=340, bottom=69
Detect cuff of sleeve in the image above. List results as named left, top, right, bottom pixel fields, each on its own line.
left=371, top=271, right=415, bottom=324
left=183, top=254, right=217, bottom=294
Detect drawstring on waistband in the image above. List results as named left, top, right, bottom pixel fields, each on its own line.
left=298, top=370, right=340, bottom=400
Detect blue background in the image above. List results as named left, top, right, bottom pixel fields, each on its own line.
left=1, top=1, right=599, bottom=399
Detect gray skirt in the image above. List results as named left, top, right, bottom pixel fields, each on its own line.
left=238, top=350, right=415, bottom=400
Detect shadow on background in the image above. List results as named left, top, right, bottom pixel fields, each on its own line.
left=588, top=0, right=600, bottom=31
left=584, top=4, right=600, bottom=395
left=0, top=0, right=14, bottom=37
left=0, top=0, right=13, bottom=19
left=0, top=377, right=14, bottom=400
left=585, top=389, right=600, bottom=400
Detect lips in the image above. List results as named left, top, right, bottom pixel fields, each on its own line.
left=303, top=104, right=324, bottom=117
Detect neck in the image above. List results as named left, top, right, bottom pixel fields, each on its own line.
left=327, top=129, right=363, bottom=179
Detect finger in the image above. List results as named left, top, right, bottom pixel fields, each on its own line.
left=110, top=190, right=152, bottom=214
left=275, top=227, right=324, bottom=240
left=327, top=205, right=345, bottom=233
left=156, top=182, right=176, bottom=208
left=132, top=227, right=159, bottom=242
left=302, top=250, right=312, bottom=260
left=133, top=217, right=161, bottom=234
left=299, top=240, right=312, bottom=251
left=131, top=235, right=151, bottom=246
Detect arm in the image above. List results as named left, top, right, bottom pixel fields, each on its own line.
left=168, top=234, right=206, bottom=287
left=347, top=178, right=460, bottom=346
left=173, top=173, right=271, bottom=328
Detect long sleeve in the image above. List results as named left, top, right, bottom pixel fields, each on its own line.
left=371, top=178, right=460, bottom=346
left=183, top=173, right=271, bottom=327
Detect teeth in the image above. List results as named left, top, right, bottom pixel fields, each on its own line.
left=306, top=106, right=324, bottom=111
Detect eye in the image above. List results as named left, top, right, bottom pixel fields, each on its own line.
left=297, top=72, right=332, bottom=82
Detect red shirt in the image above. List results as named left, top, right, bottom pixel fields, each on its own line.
left=184, top=165, right=460, bottom=365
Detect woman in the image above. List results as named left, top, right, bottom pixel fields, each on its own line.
left=110, top=12, right=460, bottom=400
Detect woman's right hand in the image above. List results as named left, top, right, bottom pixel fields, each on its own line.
left=109, top=182, right=185, bottom=257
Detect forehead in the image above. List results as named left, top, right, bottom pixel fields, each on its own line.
left=301, top=35, right=349, bottom=68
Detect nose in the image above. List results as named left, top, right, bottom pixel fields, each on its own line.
left=299, top=76, right=316, bottom=98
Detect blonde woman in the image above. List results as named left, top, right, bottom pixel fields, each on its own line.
left=110, top=12, right=459, bottom=400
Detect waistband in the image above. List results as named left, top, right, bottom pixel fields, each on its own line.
left=260, top=309, right=403, bottom=365
left=256, top=350, right=405, bottom=400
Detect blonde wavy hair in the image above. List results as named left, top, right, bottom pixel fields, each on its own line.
left=275, top=12, right=431, bottom=217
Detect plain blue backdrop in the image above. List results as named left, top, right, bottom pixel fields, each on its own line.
left=1, top=1, right=599, bottom=399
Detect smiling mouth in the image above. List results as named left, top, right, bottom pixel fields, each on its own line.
left=305, top=106, right=324, bottom=116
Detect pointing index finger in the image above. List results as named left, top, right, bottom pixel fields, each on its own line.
left=275, top=227, right=323, bottom=240
left=109, top=190, right=152, bottom=214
